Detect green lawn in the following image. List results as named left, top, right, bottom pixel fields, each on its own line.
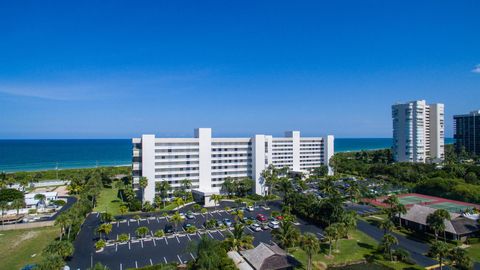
left=0, top=226, right=59, bottom=269
left=467, top=243, right=480, bottom=263
left=290, top=229, right=421, bottom=270
left=94, top=187, right=123, bottom=216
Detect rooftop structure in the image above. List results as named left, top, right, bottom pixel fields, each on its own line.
left=132, top=128, right=334, bottom=203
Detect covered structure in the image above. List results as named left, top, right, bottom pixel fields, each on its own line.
left=240, top=242, right=295, bottom=270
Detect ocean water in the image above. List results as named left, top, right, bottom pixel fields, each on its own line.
left=0, top=138, right=454, bottom=173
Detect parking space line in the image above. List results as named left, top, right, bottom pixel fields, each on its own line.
left=207, top=231, right=214, bottom=239
left=150, top=258, right=153, bottom=265
left=246, top=227, right=254, bottom=233
left=187, top=234, right=191, bottom=241
left=128, top=242, right=131, bottom=250
left=218, top=230, right=224, bottom=237
left=157, top=217, right=159, bottom=223
left=163, top=257, right=167, bottom=264
left=153, top=238, right=156, bottom=246
left=176, top=235, right=180, bottom=243
left=177, top=255, right=182, bottom=264
left=120, top=263, right=122, bottom=270
left=190, top=253, right=195, bottom=260
left=135, top=261, right=138, bottom=268
left=115, top=243, right=118, bottom=252
left=164, top=237, right=168, bottom=245
left=141, top=240, right=144, bottom=248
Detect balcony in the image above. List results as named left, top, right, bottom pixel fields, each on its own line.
left=132, top=163, right=141, bottom=171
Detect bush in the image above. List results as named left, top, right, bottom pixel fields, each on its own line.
left=129, top=199, right=142, bottom=211
left=95, top=239, right=106, bottom=250
left=154, top=230, right=165, bottom=238
left=118, top=233, right=129, bottom=242
left=28, top=208, right=37, bottom=214
left=186, top=226, right=197, bottom=234
left=246, top=194, right=264, bottom=201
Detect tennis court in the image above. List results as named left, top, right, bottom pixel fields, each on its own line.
left=427, top=202, right=474, bottom=213
left=398, top=195, right=434, bottom=205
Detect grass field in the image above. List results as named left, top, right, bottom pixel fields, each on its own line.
left=94, top=187, right=123, bottom=216
left=0, top=226, right=59, bottom=269
left=291, top=230, right=421, bottom=270
left=467, top=243, right=480, bottom=263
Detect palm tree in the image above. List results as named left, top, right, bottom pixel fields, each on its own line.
left=174, top=197, right=185, bottom=210
left=170, top=211, right=183, bottom=233
left=97, top=223, right=113, bottom=240
left=0, top=201, right=8, bottom=227
left=210, top=194, right=222, bottom=212
left=156, top=180, right=172, bottom=208
left=277, top=177, right=292, bottom=205
left=380, top=233, right=398, bottom=261
left=201, top=207, right=208, bottom=224
left=429, top=241, right=450, bottom=270
left=426, top=213, right=445, bottom=241
left=271, top=220, right=300, bottom=249
left=449, top=247, right=473, bottom=270
left=55, top=212, right=69, bottom=240
left=139, top=176, right=148, bottom=201
left=34, top=193, right=47, bottom=207
left=193, top=204, right=201, bottom=213
left=380, top=219, right=395, bottom=235
left=224, top=223, right=254, bottom=251
left=301, top=233, right=320, bottom=270
left=11, top=198, right=24, bottom=216
left=324, top=224, right=339, bottom=256
left=180, top=179, right=192, bottom=200
left=433, top=209, right=451, bottom=242
left=119, top=204, right=128, bottom=218
left=395, top=203, right=407, bottom=228
left=345, top=179, right=361, bottom=202
left=136, top=226, right=149, bottom=238
left=261, top=164, right=278, bottom=196
left=222, top=177, right=235, bottom=198
left=340, top=211, right=357, bottom=238
left=44, top=240, right=74, bottom=259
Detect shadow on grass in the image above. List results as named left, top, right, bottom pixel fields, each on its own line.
left=357, top=242, right=375, bottom=250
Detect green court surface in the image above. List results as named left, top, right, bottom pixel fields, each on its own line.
left=398, top=195, right=434, bottom=205
left=427, top=202, right=473, bottom=213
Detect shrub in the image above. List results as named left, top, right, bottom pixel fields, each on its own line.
left=95, top=239, right=106, bottom=250
left=129, top=199, right=142, bottom=211
left=154, top=230, right=165, bottom=238
left=186, top=226, right=197, bottom=234
left=118, top=233, right=129, bottom=242
left=51, top=200, right=66, bottom=206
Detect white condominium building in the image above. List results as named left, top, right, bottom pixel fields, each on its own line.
left=132, top=128, right=334, bottom=203
left=392, top=100, right=445, bottom=163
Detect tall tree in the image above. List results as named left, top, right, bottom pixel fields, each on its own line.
left=139, top=176, right=148, bottom=201
left=429, top=241, right=450, bottom=270
left=301, top=233, right=320, bottom=270
left=324, top=224, right=339, bottom=256
left=271, top=220, right=300, bottom=249
left=155, top=181, right=172, bottom=208
left=261, top=164, right=279, bottom=196
left=224, top=223, right=254, bottom=251
left=170, top=211, right=183, bottom=232
left=210, top=194, right=222, bottom=212
left=449, top=247, right=473, bottom=270
left=380, top=233, right=398, bottom=261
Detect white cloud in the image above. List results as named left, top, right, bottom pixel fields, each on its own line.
left=472, top=64, right=480, bottom=74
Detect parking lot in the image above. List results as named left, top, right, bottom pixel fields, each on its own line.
left=68, top=204, right=304, bottom=270
left=68, top=199, right=378, bottom=270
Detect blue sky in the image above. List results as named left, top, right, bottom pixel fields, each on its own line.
left=0, top=1, right=479, bottom=139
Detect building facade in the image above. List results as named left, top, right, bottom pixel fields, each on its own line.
left=392, top=100, right=445, bottom=163
left=454, top=110, right=480, bottom=156
left=132, top=128, right=334, bottom=203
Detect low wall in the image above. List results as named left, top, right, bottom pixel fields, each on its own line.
left=0, top=220, right=55, bottom=231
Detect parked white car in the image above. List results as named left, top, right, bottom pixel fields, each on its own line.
left=268, top=221, right=280, bottom=229
left=250, top=223, right=262, bottom=232
left=247, top=206, right=254, bottom=212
